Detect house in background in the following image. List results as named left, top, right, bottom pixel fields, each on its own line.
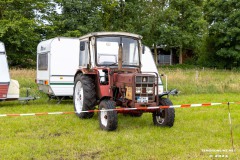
left=151, top=46, right=194, bottom=65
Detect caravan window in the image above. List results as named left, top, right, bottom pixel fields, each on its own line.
left=38, top=52, right=48, bottom=70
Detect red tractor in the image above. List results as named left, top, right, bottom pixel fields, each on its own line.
left=73, top=32, right=175, bottom=131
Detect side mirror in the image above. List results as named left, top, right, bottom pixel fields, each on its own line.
left=80, top=41, right=85, bottom=51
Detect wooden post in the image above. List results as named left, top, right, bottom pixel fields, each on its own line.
left=170, top=48, right=172, bottom=65
left=179, top=45, right=183, bottom=64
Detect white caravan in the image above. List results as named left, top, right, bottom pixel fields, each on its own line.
left=0, top=42, right=19, bottom=101
left=36, top=37, right=80, bottom=102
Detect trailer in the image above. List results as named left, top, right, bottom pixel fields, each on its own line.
left=36, top=37, right=80, bottom=102
left=0, top=42, right=19, bottom=101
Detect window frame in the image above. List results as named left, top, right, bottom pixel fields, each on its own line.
left=94, top=36, right=141, bottom=68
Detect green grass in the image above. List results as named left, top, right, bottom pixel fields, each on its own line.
left=159, top=68, right=240, bottom=94
left=0, top=69, right=239, bottom=159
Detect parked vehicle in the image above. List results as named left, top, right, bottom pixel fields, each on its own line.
left=72, top=32, right=176, bottom=131
left=36, top=37, right=80, bottom=103
left=0, top=42, right=19, bottom=101
left=0, top=42, right=35, bottom=102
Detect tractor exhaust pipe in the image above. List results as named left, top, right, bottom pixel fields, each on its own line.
left=118, top=43, right=123, bottom=70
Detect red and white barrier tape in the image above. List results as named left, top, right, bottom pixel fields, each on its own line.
left=0, top=102, right=238, bottom=117
left=0, top=111, right=75, bottom=117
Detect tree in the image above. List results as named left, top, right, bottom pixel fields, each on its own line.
left=0, top=0, right=210, bottom=68
left=53, top=0, right=137, bottom=36
left=204, top=0, right=240, bottom=68
left=0, top=0, right=55, bottom=68
left=128, top=0, right=207, bottom=64
left=140, top=0, right=168, bottom=64
left=159, top=0, right=207, bottom=64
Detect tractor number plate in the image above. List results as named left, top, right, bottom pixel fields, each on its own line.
left=137, top=97, right=148, bottom=103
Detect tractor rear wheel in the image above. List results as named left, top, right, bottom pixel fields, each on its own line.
left=98, top=100, right=118, bottom=131
left=152, top=98, right=175, bottom=127
left=73, top=74, right=96, bottom=119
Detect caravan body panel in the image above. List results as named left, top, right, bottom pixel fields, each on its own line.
left=141, top=46, right=164, bottom=94
left=7, top=79, right=20, bottom=99
left=0, top=42, right=10, bottom=100
left=36, top=37, right=80, bottom=97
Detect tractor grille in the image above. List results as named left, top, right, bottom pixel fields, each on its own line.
left=135, top=75, right=155, bottom=103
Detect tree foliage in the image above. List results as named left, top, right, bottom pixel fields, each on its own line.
left=204, top=0, right=240, bottom=68
left=0, top=0, right=240, bottom=68
left=0, top=0, right=55, bottom=67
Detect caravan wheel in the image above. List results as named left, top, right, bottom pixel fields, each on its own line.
left=73, top=74, right=96, bottom=119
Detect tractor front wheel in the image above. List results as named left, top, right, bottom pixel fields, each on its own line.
left=152, top=98, right=175, bottom=127
left=98, top=100, right=118, bottom=131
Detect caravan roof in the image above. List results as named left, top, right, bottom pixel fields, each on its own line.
left=37, top=37, right=79, bottom=54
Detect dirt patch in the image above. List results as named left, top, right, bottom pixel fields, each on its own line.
left=78, top=151, right=101, bottom=159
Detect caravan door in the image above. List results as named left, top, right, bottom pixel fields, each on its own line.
left=0, top=42, right=10, bottom=100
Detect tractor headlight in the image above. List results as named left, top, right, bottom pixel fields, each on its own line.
left=136, top=87, right=142, bottom=94
left=146, top=87, right=153, bottom=94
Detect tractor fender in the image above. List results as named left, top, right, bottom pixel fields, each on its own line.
left=97, top=96, right=118, bottom=107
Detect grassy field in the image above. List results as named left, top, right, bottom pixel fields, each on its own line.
left=0, top=68, right=239, bottom=159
